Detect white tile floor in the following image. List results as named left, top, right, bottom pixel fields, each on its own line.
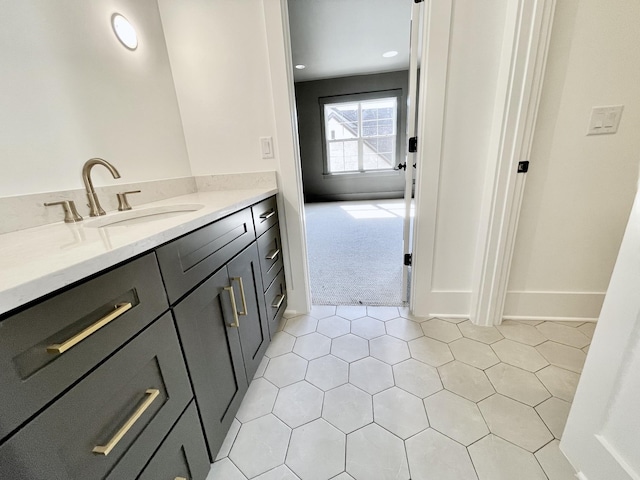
left=207, top=306, right=589, bottom=480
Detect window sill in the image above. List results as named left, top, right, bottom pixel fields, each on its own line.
left=322, top=170, right=401, bottom=180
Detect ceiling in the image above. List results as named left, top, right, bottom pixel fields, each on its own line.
left=288, top=0, right=413, bottom=82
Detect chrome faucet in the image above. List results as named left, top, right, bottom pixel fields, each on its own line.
left=82, top=158, right=121, bottom=216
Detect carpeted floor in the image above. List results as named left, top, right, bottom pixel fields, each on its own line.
left=305, top=200, right=410, bottom=306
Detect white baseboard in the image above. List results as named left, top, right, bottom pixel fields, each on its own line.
left=412, top=291, right=471, bottom=319
left=504, top=291, right=605, bottom=322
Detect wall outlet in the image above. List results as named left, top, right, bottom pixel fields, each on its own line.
left=260, top=136, right=274, bottom=159
left=587, top=105, right=623, bottom=135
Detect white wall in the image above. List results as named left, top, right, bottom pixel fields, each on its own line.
left=505, top=0, right=640, bottom=321
left=412, top=0, right=509, bottom=317
left=157, top=0, right=278, bottom=176
left=0, top=0, right=191, bottom=197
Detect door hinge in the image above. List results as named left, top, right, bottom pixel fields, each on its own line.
left=408, top=137, right=418, bottom=153
left=414, top=0, right=424, bottom=3
left=404, top=254, right=412, bottom=266
left=518, top=161, right=530, bottom=173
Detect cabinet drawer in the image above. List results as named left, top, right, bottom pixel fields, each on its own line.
left=265, top=269, right=287, bottom=337
left=137, top=402, right=209, bottom=480
left=156, top=209, right=256, bottom=304
left=257, top=224, right=284, bottom=291
left=252, top=196, right=278, bottom=238
left=0, top=313, right=193, bottom=480
left=0, top=253, right=168, bottom=440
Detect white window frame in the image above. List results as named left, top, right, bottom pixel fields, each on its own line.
left=319, top=90, right=402, bottom=175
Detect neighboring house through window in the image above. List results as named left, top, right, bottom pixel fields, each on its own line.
left=321, top=91, right=400, bottom=174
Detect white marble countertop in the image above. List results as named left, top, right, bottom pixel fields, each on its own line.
left=0, top=188, right=277, bottom=316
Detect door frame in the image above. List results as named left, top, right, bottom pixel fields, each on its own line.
left=263, top=0, right=555, bottom=322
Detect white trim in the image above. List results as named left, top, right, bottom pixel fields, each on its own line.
left=469, top=0, right=557, bottom=326
left=263, top=0, right=311, bottom=314
left=504, top=291, right=605, bottom=321
left=410, top=0, right=453, bottom=317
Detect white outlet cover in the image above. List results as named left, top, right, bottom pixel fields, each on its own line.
left=587, top=105, right=623, bottom=136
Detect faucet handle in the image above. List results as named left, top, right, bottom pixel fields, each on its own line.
left=45, top=200, right=83, bottom=223
left=117, top=190, right=141, bottom=211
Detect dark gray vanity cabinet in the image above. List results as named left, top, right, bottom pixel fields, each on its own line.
left=0, top=193, right=285, bottom=479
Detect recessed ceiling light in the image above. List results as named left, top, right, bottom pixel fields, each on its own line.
left=112, top=14, right=138, bottom=50
left=295, top=64, right=306, bottom=70
left=382, top=50, right=398, bottom=58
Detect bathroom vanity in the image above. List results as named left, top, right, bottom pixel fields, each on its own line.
left=0, top=189, right=286, bottom=479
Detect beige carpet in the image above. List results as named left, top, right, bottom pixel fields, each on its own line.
left=305, top=200, right=408, bottom=306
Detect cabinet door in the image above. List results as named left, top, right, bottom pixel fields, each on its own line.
left=227, top=244, right=269, bottom=381
left=173, top=268, right=248, bottom=460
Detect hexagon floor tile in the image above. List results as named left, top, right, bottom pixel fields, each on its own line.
left=369, top=335, right=410, bottom=365
left=373, top=387, right=429, bottom=439
left=424, top=390, right=489, bottom=446
left=293, top=332, right=331, bottom=360
left=449, top=337, right=500, bottom=370
left=220, top=306, right=587, bottom=480
left=468, top=434, right=547, bottom=480
left=458, top=320, right=504, bottom=344
left=408, top=336, right=454, bottom=367
left=286, top=419, right=345, bottom=480
left=393, top=358, right=443, bottom=398
left=385, top=317, right=424, bottom=341
left=421, top=318, right=462, bottom=343
left=349, top=357, right=394, bottom=394
left=485, top=363, right=551, bottom=407
left=346, top=424, right=410, bottom=480
left=273, top=381, right=323, bottom=428
left=229, top=414, right=291, bottom=478
left=322, top=384, right=373, bottom=433
left=305, top=354, right=349, bottom=391
left=438, top=361, right=495, bottom=402
left=406, top=429, right=478, bottom=480
left=284, top=315, right=318, bottom=337
left=491, top=339, right=549, bottom=372
left=331, top=334, right=369, bottom=362
left=264, top=353, right=308, bottom=388
left=317, top=315, right=351, bottom=338
left=350, top=317, right=386, bottom=340
left=478, top=394, right=553, bottom=452
left=366, top=306, right=400, bottom=321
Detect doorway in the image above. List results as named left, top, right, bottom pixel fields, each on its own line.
left=287, top=0, right=419, bottom=307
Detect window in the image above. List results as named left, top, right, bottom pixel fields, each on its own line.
left=323, top=96, right=398, bottom=174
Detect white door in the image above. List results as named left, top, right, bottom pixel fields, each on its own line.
left=561, top=186, right=640, bottom=479
left=401, top=1, right=422, bottom=302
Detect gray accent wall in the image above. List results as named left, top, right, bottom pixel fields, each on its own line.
left=295, top=71, right=410, bottom=202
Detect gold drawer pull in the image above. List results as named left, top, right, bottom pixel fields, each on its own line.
left=260, top=210, right=275, bottom=221
left=93, top=388, right=159, bottom=456
left=47, top=302, right=132, bottom=354
left=224, top=286, right=240, bottom=328
left=266, top=248, right=280, bottom=261
left=232, top=277, right=248, bottom=316
left=271, top=293, right=285, bottom=309
left=175, top=477, right=188, bottom=480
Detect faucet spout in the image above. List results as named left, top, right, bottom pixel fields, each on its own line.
left=82, top=158, right=121, bottom=216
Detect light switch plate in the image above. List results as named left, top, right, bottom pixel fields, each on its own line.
left=587, top=105, right=623, bottom=135
left=260, top=136, right=274, bottom=159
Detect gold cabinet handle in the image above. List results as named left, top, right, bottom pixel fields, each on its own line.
left=47, top=302, right=132, bottom=354
left=232, top=277, right=248, bottom=316
left=224, top=286, right=240, bottom=328
left=266, top=248, right=280, bottom=261
left=260, top=210, right=275, bottom=221
left=175, top=477, right=188, bottom=480
left=93, top=388, right=159, bottom=456
left=271, top=293, right=286, bottom=309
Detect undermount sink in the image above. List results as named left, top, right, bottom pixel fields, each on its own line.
left=84, top=204, right=205, bottom=228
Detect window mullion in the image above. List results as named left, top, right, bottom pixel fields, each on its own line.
left=358, top=102, right=364, bottom=172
